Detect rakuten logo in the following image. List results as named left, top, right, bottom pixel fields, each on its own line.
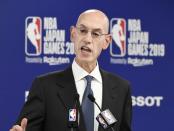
left=132, top=96, right=163, bottom=107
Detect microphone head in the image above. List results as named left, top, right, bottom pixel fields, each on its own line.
left=88, top=94, right=95, bottom=102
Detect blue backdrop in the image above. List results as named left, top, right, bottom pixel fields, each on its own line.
left=1, top=0, right=174, bottom=130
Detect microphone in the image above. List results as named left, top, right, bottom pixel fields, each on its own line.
left=88, top=94, right=102, bottom=111
left=68, top=93, right=79, bottom=129
left=88, top=94, right=117, bottom=131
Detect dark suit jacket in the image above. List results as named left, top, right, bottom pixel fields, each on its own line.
left=17, top=67, right=132, bottom=131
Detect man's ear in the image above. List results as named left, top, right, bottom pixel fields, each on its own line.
left=70, top=26, right=76, bottom=42
left=102, top=34, right=112, bottom=50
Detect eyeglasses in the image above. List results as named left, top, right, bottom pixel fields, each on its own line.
left=75, top=26, right=108, bottom=40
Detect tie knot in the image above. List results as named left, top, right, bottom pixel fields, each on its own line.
left=85, top=75, right=93, bottom=83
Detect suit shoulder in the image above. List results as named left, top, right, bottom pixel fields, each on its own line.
left=36, top=67, right=71, bottom=81
left=101, top=69, right=130, bottom=87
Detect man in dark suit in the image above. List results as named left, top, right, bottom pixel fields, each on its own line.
left=10, top=9, right=132, bottom=131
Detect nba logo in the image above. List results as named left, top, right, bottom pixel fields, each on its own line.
left=101, top=109, right=117, bottom=125
left=25, top=17, right=42, bottom=56
left=110, top=18, right=126, bottom=57
left=96, top=114, right=108, bottom=129
left=69, top=109, right=77, bottom=122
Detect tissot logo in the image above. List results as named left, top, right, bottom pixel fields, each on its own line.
left=110, top=18, right=126, bottom=57
left=25, top=17, right=42, bottom=56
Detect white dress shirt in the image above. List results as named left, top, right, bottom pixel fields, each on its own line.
left=72, top=59, right=103, bottom=131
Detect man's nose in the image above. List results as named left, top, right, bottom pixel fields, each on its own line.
left=84, top=32, right=93, bottom=44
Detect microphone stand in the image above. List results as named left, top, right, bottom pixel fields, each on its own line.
left=88, top=94, right=116, bottom=131
left=111, top=127, right=115, bottom=131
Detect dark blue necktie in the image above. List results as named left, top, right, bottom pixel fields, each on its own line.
left=82, top=75, right=94, bottom=131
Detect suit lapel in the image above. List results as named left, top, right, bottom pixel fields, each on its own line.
left=56, top=67, right=86, bottom=131
left=98, top=69, right=119, bottom=131
left=56, top=67, right=77, bottom=109
left=100, top=69, right=118, bottom=111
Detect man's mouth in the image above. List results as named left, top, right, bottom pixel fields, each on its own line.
left=81, top=46, right=92, bottom=53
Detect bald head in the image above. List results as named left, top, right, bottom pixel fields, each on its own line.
left=76, top=9, right=109, bottom=33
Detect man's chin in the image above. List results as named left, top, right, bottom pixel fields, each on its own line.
left=76, top=57, right=94, bottom=64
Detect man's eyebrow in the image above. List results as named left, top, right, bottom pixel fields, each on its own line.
left=92, top=28, right=102, bottom=32
left=77, top=24, right=87, bottom=28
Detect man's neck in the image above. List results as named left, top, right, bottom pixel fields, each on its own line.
left=75, top=58, right=97, bottom=73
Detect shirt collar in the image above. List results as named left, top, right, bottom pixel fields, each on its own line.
left=72, top=59, right=102, bottom=83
